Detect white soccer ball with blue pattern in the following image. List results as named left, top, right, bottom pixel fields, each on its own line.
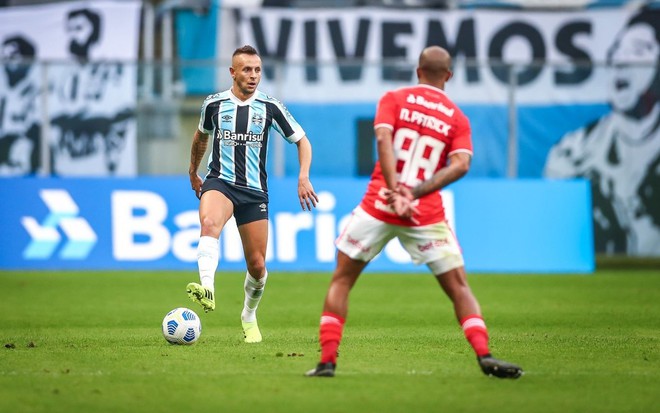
left=162, top=307, right=202, bottom=345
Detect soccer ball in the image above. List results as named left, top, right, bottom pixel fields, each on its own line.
left=162, top=307, right=202, bottom=345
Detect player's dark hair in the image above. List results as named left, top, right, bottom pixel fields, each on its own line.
left=2, top=35, right=36, bottom=58
left=233, top=45, right=259, bottom=58
left=67, top=8, right=102, bottom=45
left=626, top=9, right=660, bottom=47
left=608, top=9, right=660, bottom=64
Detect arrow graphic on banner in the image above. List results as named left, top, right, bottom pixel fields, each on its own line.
left=21, top=190, right=97, bottom=260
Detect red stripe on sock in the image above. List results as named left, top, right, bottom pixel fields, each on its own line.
left=460, top=315, right=490, bottom=357
left=319, top=312, right=345, bottom=364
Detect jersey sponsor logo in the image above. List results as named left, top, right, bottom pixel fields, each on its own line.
left=406, top=94, right=455, bottom=117
left=219, top=129, right=265, bottom=148
left=21, top=189, right=97, bottom=260
left=399, top=108, right=452, bottom=136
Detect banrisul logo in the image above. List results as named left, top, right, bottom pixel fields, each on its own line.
left=21, top=190, right=97, bottom=260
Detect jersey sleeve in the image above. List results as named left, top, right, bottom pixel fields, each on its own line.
left=270, top=100, right=305, bottom=144
left=448, top=112, right=473, bottom=156
left=374, top=91, right=397, bottom=131
left=198, top=96, right=215, bottom=134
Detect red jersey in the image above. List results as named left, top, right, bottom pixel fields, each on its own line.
left=360, top=84, right=472, bottom=226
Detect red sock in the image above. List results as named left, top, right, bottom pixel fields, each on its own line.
left=460, top=315, right=490, bottom=357
left=319, top=311, right=345, bottom=364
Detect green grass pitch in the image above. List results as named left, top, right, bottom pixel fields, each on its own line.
left=1, top=269, right=658, bottom=413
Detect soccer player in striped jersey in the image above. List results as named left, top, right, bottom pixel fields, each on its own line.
left=306, top=46, right=522, bottom=378
left=186, top=45, right=319, bottom=343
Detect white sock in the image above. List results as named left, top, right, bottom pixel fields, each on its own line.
left=197, top=236, right=219, bottom=291
left=241, top=270, right=267, bottom=323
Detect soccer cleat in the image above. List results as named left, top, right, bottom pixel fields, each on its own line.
left=305, top=362, right=336, bottom=377
left=241, top=320, right=262, bottom=343
left=478, top=355, right=523, bottom=379
left=186, top=282, right=215, bottom=313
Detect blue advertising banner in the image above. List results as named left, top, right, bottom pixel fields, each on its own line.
left=0, top=177, right=593, bottom=273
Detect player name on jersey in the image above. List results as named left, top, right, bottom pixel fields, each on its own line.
left=399, top=108, right=452, bottom=136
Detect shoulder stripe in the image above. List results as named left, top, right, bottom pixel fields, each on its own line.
left=448, top=148, right=473, bottom=157
left=374, top=123, right=393, bottom=130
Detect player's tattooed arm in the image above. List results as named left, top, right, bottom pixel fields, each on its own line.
left=189, top=130, right=209, bottom=174
left=189, top=129, right=209, bottom=198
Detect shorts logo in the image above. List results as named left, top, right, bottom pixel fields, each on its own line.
left=21, top=189, right=97, bottom=260
left=417, top=239, right=449, bottom=252
left=259, top=203, right=267, bottom=212
left=345, top=234, right=371, bottom=253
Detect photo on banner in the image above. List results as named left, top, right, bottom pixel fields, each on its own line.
left=544, top=9, right=660, bottom=256
left=0, top=0, right=141, bottom=176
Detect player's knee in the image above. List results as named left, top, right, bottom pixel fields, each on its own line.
left=245, top=255, right=266, bottom=277
left=428, top=254, right=464, bottom=275
left=199, top=216, right=221, bottom=236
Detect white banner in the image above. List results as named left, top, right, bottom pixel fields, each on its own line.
left=229, top=6, right=660, bottom=256
left=232, top=7, right=639, bottom=104
left=0, top=0, right=141, bottom=176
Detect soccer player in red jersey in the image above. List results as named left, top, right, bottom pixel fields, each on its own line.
left=306, top=46, right=523, bottom=379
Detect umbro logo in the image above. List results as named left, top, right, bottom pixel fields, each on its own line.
left=259, top=203, right=267, bottom=212
left=21, top=189, right=97, bottom=260
left=222, top=115, right=233, bottom=121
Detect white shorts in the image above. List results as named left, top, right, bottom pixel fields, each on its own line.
left=335, top=206, right=464, bottom=274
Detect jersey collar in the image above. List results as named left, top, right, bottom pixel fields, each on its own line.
left=417, top=83, right=447, bottom=95
left=229, top=88, right=258, bottom=106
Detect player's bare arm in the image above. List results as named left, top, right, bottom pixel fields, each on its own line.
left=375, top=127, right=398, bottom=190
left=295, top=136, right=319, bottom=210
left=189, top=129, right=209, bottom=199
left=410, top=152, right=471, bottom=199
left=376, top=126, right=418, bottom=219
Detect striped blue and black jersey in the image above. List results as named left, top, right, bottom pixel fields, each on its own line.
left=198, top=89, right=305, bottom=193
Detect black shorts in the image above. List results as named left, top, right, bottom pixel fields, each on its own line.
left=201, top=178, right=269, bottom=226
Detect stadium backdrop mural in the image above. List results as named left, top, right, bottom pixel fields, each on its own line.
left=211, top=6, right=658, bottom=256
left=0, top=3, right=657, bottom=257
left=0, top=0, right=141, bottom=176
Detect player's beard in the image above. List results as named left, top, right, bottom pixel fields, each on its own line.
left=235, top=79, right=258, bottom=99
left=5, top=66, right=29, bottom=88
left=69, top=40, right=91, bottom=60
